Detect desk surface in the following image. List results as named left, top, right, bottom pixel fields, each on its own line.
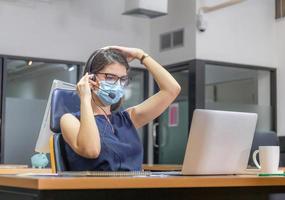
left=0, top=168, right=51, bottom=175
left=0, top=165, right=181, bottom=175
left=0, top=174, right=285, bottom=190
left=142, top=164, right=182, bottom=171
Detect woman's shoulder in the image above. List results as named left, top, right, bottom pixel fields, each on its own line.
left=59, top=112, right=80, bottom=130
left=111, top=110, right=134, bottom=127
left=112, top=110, right=130, bottom=118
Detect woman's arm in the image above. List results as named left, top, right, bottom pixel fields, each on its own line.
left=60, top=73, right=101, bottom=158
left=110, top=46, right=181, bottom=128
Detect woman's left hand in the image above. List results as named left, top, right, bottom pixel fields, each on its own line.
left=103, top=46, right=144, bottom=62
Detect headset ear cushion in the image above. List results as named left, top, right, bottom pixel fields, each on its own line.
left=85, top=49, right=100, bottom=75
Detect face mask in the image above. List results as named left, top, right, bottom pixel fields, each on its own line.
left=95, top=80, right=125, bottom=106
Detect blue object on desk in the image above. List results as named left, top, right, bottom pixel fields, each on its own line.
left=31, top=153, right=49, bottom=168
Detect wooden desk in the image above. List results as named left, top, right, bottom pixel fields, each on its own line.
left=142, top=164, right=182, bottom=171
left=0, top=174, right=285, bottom=200
left=0, top=168, right=51, bottom=175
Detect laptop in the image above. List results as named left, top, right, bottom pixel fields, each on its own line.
left=180, top=109, right=257, bottom=175
left=59, top=109, right=258, bottom=177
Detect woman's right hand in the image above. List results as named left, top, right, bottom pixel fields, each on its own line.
left=76, top=73, right=95, bottom=100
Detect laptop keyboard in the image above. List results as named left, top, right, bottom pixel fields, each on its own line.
left=58, top=171, right=182, bottom=177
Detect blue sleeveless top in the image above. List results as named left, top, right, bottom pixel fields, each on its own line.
left=63, top=111, right=143, bottom=171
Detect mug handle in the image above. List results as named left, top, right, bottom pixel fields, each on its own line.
left=253, top=150, right=261, bottom=169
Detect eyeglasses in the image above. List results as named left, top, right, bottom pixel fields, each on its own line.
left=95, top=72, right=130, bottom=87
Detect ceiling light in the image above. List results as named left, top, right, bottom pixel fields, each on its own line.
left=27, top=60, right=33, bottom=66
left=68, top=66, right=75, bottom=72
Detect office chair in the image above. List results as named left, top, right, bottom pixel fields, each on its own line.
left=248, top=131, right=279, bottom=167
left=49, top=88, right=80, bottom=173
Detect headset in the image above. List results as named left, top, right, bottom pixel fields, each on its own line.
left=85, top=49, right=116, bottom=99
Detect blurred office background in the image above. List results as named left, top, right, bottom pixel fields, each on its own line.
left=0, top=0, right=284, bottom=166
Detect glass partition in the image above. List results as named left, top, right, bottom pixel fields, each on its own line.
left=3, top=58, right=81, bottom=165
left=205, top=64, right=272, bottom=132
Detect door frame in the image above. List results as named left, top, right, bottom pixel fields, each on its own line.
left=153, top=60, right=194, bottom=164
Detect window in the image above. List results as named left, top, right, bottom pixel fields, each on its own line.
left=205, top=64, right=273, bottom=132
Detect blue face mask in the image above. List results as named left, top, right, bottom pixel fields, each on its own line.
left=95, top=80, right=125, bottom=106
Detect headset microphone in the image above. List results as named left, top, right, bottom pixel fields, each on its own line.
left=107, top=91, right=116, bottom=99
left=91, top=84, right=116, bottom=99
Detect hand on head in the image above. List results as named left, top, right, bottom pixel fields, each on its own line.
left=102, top=46, right=144, bottom=62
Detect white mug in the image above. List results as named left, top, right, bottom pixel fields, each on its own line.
left=253, top=146, right=280, bottom=173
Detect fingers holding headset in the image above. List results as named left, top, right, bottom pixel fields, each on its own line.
left=77, top=73, right=93, bottom=100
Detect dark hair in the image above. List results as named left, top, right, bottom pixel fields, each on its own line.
left=84, top=48, right=130, bottom=111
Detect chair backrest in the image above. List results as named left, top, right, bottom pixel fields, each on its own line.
left=50, top=88, right=80, bottom=172
left=50, top=133, right=70, bottom=172
left=50, top=88, right=80, bottom=133
left=248, top=131, right=279, bottom=167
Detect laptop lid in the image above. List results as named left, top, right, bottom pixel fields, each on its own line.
left=182, top=109, right=257, bottom=175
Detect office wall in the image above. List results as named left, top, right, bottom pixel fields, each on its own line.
left=195, top=0, right=284, bottom=134
left=150, top=0, right=196, bottom=65
left=196, top=0, right=276, bottom=67
left=276, top=19, right=285, bottom=135
left=0, top=0, right=150, bottom=62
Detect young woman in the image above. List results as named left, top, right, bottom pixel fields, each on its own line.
left=60, top=46, right=181, bottom=171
